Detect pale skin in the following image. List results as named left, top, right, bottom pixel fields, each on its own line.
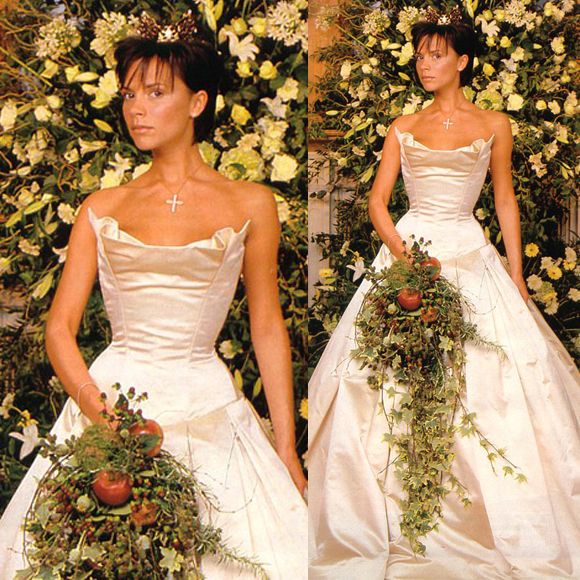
left=368, top=33, right=529, bottom=302
left=45, top=56, right=307, bottom=493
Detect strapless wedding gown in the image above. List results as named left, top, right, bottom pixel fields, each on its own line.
left=308, top=127, right=580, bottom=579
left=0, top=208, right=307, bottom=579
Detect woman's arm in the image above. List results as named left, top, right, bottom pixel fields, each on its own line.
left=368, top=120, right=406, bottom=259
left=489, top=114, right=529, bottom=302
left=241, top=187, right=306, bottom=493
left=45, top=199, right=113, bottom=425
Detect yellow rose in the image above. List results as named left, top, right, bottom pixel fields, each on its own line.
left=548, top=100, right=561, bottom=115
left=231, top=104, right=251, bottom=125
left=547, top=266, right=563, bottom=280
left=236, top=61, right=252, bottom=78
left=506, top=93, right=524, bottom=111
left=483, top=63, right=495, bottom=76
left=535, top=100, right=547, bottom=111
left=270, top=153, right=298, bottom=182
left=524, top=243, right=540, bottom=257
left=259, top=61, right=278, bottom=80
left=231, top=18, right=247, bottom=36
left=500, top=36, right=511, bottom=48
left=250, top=17, right=267, bottom=37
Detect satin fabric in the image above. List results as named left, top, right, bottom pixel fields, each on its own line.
left=308, top=127, right=580, bottom=579
left=0, top=208, right=307, bottom=579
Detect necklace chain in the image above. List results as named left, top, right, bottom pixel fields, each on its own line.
left=161, top=164, right=203, bottom=214
left=440, top=104, right=459, bottom=130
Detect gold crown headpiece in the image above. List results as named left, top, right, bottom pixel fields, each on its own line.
left=423, top=6, right=464, bottom=26
left=135, top=10, right=199, bottom=43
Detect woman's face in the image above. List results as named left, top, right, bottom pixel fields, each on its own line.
left=120, top=57, right=204, bottom=151
left=414, top=35, right=467, bottom=91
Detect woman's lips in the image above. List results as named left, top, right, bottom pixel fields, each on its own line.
left=132, top=126, right=153, bottom=133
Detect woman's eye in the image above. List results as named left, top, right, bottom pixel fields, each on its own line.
left=150, top=90, right=163, bottom=97
left=122, top=92, right=134, bottom=100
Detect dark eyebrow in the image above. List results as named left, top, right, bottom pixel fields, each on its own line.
left=120, top=82, right=166, bottom=91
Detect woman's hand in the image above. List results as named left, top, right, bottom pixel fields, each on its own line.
left=277, top=446, right=307, bottom=495
left=511, top=274, right=530, bottom=302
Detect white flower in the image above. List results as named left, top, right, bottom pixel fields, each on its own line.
left=540, top=256, right=555, bottom=271
left=9, top=424, right=41, bottom=460
left=266, top=1, right=306, bottom=48
left=223, top=32, right=259, bottom=62
left=568, top=288, right=580, bottom=302
left=19, top=239, right=41, bottom=256
left=78, top=138, right=107, bottom=156
left=479, top=18, right=500, bottom=37
left=352, top=146, right=365, bottom=157
left=219, top=340, right=238, bottom=359
left=91, top=12, right=134, bottom=67
left=346, top=258, right=365, bottom=281
left=270, top=153, right=298, bottom=182
left=362, top=9, right=391, bottom=37
left=0, top=101, right=18, bottom=131
left=261, top=96, right=288, bottom=119
left=544, top=300, right=559, bottom=315
left=528, top=153, right=547, bottom=177
left=548, top=100, right=561, bottom=115
left=100, top=169, right=123, bottom=189
left=506, top=93, right=525, bottom=111
left=35, top=17, right=81, bottom=60
left=526, top=274, right=543, bottom=292
left=340, top=61, right=352, bottom=80
left=376, top=123, right=387, bottom=137
left=52, top=246, right=68, bottom=263
left=57, top=203, right=76, bottom=224
left=108, top=152, right=131, bottom=174
left=475, top=208, right=488, bottom=220
left=277, top=78, right=300, bottom=102
left=275, top=194, right=291, bottom=223
left=238, top=133, right=261, bottom=150
left=564, top=247, right=577, bottom=263
left=0, top=393, right=15, bottom=419
left=550, top=36, right=565, bottom=55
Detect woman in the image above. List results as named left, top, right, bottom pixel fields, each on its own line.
left=309, top=7, right=580, bottom=579
left=0, top=12, right=307, bottom=579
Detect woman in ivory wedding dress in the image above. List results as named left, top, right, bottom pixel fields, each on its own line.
left=0, top=13, right=307, bottom=579
left=308, top=9, right=580, bottom=580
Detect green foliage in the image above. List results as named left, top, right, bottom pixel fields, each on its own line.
left=353, top=240, right=525, bottom=554
left=0, top=0, right=307, bottom=511
left=309, top=0, right=578, bottom=369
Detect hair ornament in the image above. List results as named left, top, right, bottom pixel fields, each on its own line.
left=423, top=6, right=464, bottom=26
left=135, top=10, right=199, bottom=43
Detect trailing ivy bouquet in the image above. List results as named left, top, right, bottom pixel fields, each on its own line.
left=352, top=238, right=525, bottom=555
left=18, top=385, right=266, bottom=579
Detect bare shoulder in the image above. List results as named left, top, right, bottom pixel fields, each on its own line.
left=225, top=180, right=276, bottom=218
left=390, top=112, right=422, bottom=133
left=80, top=186, right=129, bottom=218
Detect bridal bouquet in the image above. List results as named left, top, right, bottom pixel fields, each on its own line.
left=18, top=385, right=266, bottom=579
left=352, top=238, right=525, bottom=555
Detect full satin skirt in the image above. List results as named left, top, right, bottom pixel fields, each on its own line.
left=309, top=241, right=580, bottom=579
left=0, top=350, right=307, bottom=579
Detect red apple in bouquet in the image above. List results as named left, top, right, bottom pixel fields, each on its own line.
left=421, top=257, right=441, bottom=281
left=397, top=288, right=423, bottom=311
left=92, top=470, right=133, bottom=506
left=129, top=418, right=164, bottom=457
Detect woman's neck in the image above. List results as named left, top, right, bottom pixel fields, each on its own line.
left=150, top=143, right=206, bottom=186
left=433, top=87, right=467, bottom=115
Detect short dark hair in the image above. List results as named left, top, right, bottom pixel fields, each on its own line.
left=411, top=20, right=478, bottom=87
left=114, top=36, right=223, bottom=142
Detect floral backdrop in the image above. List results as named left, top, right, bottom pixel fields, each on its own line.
left=309, top=0, right=579, bottom=369
left=0, top=0, right=307, bottom=511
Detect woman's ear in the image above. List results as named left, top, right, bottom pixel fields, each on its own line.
left=190, top=90, right=209, bottom=118
left=457, top=54, right=469, bottom=73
